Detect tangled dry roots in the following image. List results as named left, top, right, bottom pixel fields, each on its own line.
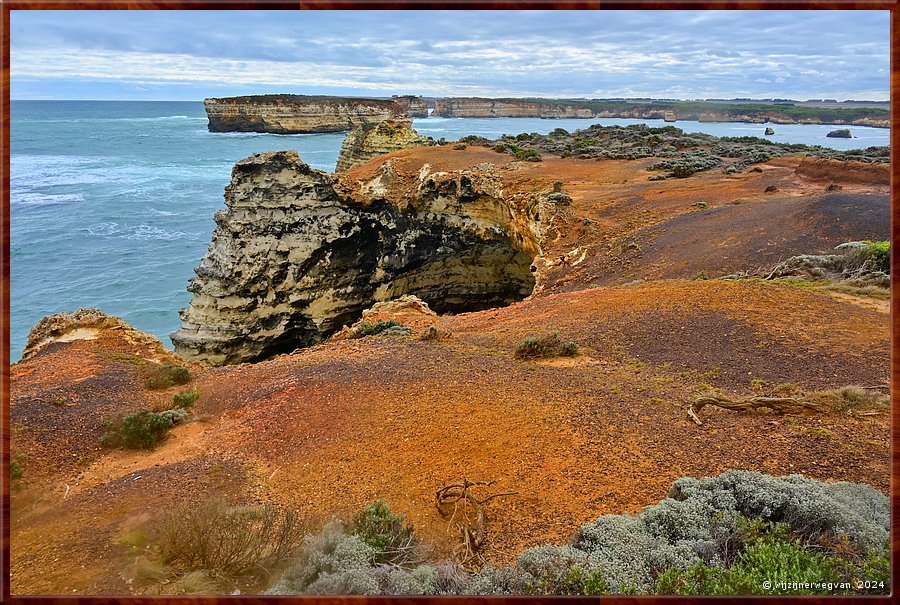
left=436, top=479, right=518, bottom=570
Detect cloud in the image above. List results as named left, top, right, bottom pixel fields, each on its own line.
left=9, top=9, right=889, bottom=101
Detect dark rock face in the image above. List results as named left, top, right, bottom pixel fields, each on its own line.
left=204, top=95, right=404, bottom=134
left=171, top=151, right=538, bottom=365
left=826, top=128, right=853, bottom=138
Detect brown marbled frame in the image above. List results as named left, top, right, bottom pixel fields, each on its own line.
left=0, top=1, right=895, bottom=603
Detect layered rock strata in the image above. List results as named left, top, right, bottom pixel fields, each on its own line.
left=204, top=95, right=404, bottom=134
left=432, top=98, right=889, bottom=127
left=434, top=98, right=594, bottom=118
left=335, top=119, right=433, bottom=172
left=171, top=151, right=540, bottom=365
left=390, top=95, right=429, bottom=117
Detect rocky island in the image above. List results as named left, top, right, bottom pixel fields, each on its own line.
left=204, top=94, right=405, bottom=133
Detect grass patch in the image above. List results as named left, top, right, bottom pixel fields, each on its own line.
left=144, top=364, right=191, bottom=390
left=10, top=459, right=23, bottom=481
left=515, top=331, right=579, bottom=360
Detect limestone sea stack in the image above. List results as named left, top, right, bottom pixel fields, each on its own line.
left=335, top=119, right=433, bottom=172
left=171, top=150, right=540, bottom=365
left=204, top=94, right=404, bottom=134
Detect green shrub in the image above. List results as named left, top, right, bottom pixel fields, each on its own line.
left=145, top=364, right=191, bottom=390
left=10, top=459, right=23, bottom=481
left=356, top=320, right=401, bottom=337
left=101, top=409, right=188, bottom=450
left=173, top=387, right=200, bottom=409
left=856, top=241, right=889, bottom=273
left=350, top=500, right=417, bottom=566
left=266, top=473, right=889, bottom=596
left=656, top=520, right=840, bottom=595
left=514, top=331, right=579, bottom=359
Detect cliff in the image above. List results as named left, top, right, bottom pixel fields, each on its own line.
left=433, top=98, right=594, bottom=118
left=335, top=119, right=433, bottom=172
left=204, top=94, right=404, bottom=134
left=391, top=95, right=429, bottom=117
left=171, top=150, right=540, bottom=365
left=432, top=97, right=889, bottom=127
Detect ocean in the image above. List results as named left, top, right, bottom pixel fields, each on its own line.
left=8, top=100, right=890, bottom=361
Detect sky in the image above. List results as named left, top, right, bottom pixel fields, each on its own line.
left=9, top=10, right=890, bottom=102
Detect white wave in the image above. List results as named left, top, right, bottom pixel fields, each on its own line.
left=82, top=222, right=199, bottom=241
left=111, top=115, right=207, bottom=122
left=11, top=192, right=84, bottom=206
left=148, top=208, right=179, bottom=216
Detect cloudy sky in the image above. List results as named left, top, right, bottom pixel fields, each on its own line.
left=10, top=10, right=890, bottom=101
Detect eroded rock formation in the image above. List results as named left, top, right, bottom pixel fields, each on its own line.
left=22, top=307, right=176, bottom=362
left=171, top=151, right=541, bottom=365
left=205, top=95, right=404, bottom=134
left=335, top=119, right=433, bottom=172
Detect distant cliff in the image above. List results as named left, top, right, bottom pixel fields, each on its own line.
left=434, top=98, right=594, bottom=118
left=204, top=94, right=404, bottom=134
left=391, top=95, right=429, bottom=118
left=432, top=97, right=889, bottom=127
left=335, top=119, right=433, bottom=172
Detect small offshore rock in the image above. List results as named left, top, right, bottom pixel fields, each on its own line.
left=826, top=128, right=853, bottom=139
left=764, top=127, right=775, bottom=136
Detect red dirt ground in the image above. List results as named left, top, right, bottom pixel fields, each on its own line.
left=9, top=148, right=891, bottom=595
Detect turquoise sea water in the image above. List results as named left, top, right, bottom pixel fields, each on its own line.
left=8, top=100, right=890, bottom=361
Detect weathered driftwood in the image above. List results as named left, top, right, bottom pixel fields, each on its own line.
left=688, top=395, right=824, bottom=425
left=436, top=479, right=517, bottom=569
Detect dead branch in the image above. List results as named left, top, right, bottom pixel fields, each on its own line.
left=688, top=395, right=824, bottom=425
left=436, top=478, right=518, bottom=570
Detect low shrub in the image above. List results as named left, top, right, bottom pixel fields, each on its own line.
left=101, top=408, right=188, bottom=450
left=266, top=473, right=889, bottom=596
left=145, top=364, right=191, bottom=390
left=10, top=459, right=23, bottom=481
left=351, top=500, right=418, bottom=566
left=656, top=519, right=842, bottom=595
left=857, top=240, right=889, bottom=273
left=157, top=497, right=305, bottom=578
left=356, top=320, right=401, bottom=337
left=173, top=387, right=200, bottom=409
left=514, top=331, right=579, bottom=360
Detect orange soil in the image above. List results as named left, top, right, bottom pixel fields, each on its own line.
left=8, top=150, right=891, bottom=595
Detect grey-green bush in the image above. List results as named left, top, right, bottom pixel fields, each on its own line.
left=267, top=472, right=888, bottom=595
